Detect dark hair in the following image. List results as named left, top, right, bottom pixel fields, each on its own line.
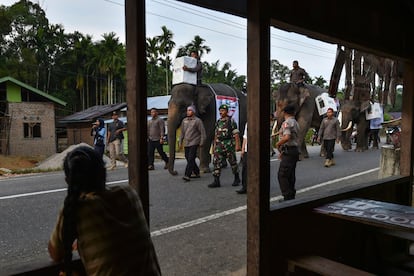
left=327, top=107, right=334, bottom=112
left=62, top=146, right=106, bottom=275
left=97, top=118, right=105, bottom=130
left=190, top=50, right=199, bottom=56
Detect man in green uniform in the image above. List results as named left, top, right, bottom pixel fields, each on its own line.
left=208, top=104, right=241, bottom=188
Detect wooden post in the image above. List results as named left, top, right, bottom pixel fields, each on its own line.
left=379, top=145, right=400, bottom=178
left=125, top=0, right=150, bottom=223
left=247, top=0, right=270, bottom=275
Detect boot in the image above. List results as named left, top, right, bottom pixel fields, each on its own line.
left=324, top=159, right=330, bottom=167
left=236, top=186, right=247, bottom=194
left=208, top=175, right=221, bottom=188
left=330, top=159, right=335, bottom=166
left=232, top=173, right=241, bottom=186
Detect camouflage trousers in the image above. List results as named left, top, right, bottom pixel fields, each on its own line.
left=212, top=142, right=239, bottom=177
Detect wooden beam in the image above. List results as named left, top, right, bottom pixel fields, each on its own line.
left=125, top=0, right=150, bottom=222
left=247, top=0, right=270, bottom=275
left=401, top=61, right=414, bottom=204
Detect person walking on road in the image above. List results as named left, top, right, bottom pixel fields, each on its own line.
left=276, top=105, right=300, bottom=201
left=147, top=108, right=169, bottom=170
left=107, top=111, right=128, bottom=170
left=317, top=107, right=341, bottom=167
left=208, top=104, right=241, bottom=188
left=48, top=146, right=161, bottom=276
left=91, top=118, right=106, bottom=159
left=179, top=105, right=206, bottom=181
left=237, top=123, right=248, bottom=194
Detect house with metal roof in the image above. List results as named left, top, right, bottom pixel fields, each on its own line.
left=0, top=76, right=66, bottom=156
left=59, top=102, right=127, bottom=148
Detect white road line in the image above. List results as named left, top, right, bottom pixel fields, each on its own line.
left=0, top=169, right=379, bottom=237
left=0, top=180, right=128, bottom=200
left=150, top=167, right=379, bottom=237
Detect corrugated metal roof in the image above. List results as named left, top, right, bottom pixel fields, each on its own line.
left=59, top=102, right=127, bottom=124
left=147, top=95, right=170, bottom=110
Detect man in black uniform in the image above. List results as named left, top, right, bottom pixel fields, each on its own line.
left=276, top=105, right=300, bottom=201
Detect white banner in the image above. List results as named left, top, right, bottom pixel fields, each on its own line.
left=215, top=95, right=239, bottom=127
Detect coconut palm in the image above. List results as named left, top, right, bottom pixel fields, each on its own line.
left=156, top=26, right=175, bottom=94
left=96, top=32, right=125, bottom=104
left=176, top=35, right=211, bottom=58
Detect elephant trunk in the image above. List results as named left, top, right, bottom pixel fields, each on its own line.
left=167, top=103, right=181, bottom=175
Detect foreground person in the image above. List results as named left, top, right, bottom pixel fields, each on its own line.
left=48, top=146, right=161, bottom=276
left=276, top=105, right=300, bottom=201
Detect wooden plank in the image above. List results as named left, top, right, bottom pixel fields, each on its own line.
left=288, top=255, right=375, bottom=276
left=314, top=198, right=414, bottom=235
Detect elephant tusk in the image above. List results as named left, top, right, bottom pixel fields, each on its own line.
left=341, top=121, right=353, bottom=132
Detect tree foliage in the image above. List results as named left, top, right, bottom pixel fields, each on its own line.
left=2, top=0, right=321, bottom=114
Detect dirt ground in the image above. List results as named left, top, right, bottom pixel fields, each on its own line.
left=0, top=155, right=44, bottom=172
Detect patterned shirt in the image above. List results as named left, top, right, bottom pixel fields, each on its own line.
left=49, top=185, right=161, bottom=276
left=214, top=117, right=239, bottom=143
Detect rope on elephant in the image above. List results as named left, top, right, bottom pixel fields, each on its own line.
left=206, top=83, right=217, bottom=97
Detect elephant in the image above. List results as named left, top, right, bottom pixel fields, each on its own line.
left=338, top=99, right=371, bottom=151
left=167, top=83, right=247, bottom=175
left=273, top=83, right=326, bottom=159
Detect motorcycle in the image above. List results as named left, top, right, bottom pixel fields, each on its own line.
left=385, top=126, right=401, bottom=148
left=310, top=128, right=319, bottom=145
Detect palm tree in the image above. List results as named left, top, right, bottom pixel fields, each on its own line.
left=96, top=32, right=125, bottom=104
left=156, top=26, right=175, bottom=94
left=176, top=35, right=211, bottom=58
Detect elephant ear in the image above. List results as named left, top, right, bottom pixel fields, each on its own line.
left=197, top=88, right=214, bottom=114
left=298, top=87, right=311, bottom=107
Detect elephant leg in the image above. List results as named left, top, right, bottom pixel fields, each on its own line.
left=299, top=142, right=309, bottom=160
left=199, top=144, right=211, bottom=173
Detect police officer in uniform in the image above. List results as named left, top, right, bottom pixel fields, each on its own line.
left=208, top=104, right=241, bottom=188
left=276, top=105, right=300, bottom=201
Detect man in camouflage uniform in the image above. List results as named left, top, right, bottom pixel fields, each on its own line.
left=208, top=104, right=241, bottom=188
left=276, top=104, right=300, bottom=201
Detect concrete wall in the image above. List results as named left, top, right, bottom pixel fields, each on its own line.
left=8, top=102, right=56, bottom=156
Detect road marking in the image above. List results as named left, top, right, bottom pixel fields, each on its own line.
left=150, top=168, right=379, bottom=237
left=0, top=168, right=380, bottom=236
left=0, top=180, right=128, bottom=200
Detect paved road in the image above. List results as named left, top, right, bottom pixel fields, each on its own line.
left=0, top=144, right=384, bottom=275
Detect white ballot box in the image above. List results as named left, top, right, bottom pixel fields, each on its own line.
left=366, top=102, right=382, bottom=120
left=315, top=93, right=337, bottom=115
left=172, top=56, right=197, bottom=85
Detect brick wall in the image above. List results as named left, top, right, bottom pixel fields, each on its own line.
left=8, top=102, right=56, bottom=156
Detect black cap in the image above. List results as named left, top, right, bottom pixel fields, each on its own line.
left=112, top=111, right=118, bottom=115
left=283, top=105, right=295, bottom=114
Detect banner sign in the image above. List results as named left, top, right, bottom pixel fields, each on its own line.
left=215, top=95, right=239, bottom=126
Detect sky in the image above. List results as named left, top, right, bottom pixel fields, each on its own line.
left=1, top=0, right=343, bottom=86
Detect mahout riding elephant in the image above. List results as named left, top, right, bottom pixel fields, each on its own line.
left=167, top=83, right=247, bottom=175
left=273, top=83, right=326, bottom=159
left=338, top=99, right=370, bottom=151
